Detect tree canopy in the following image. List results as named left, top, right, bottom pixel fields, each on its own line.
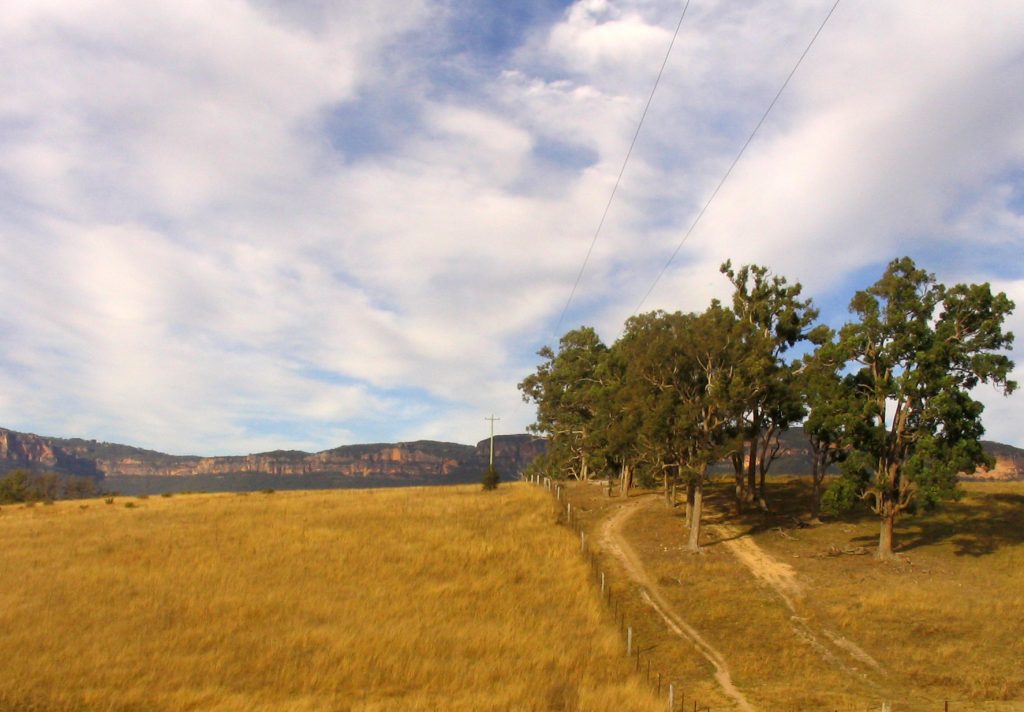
left=521, top=257, right=1016, bottom=559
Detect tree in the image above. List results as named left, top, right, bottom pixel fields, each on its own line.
left=0, top=469, right=29, bottom=503
left=838, top=257, right=1016, bottom=559
left=518, top=327, right=609, bottom=480
left=721, top=261, right=818, bottom=512
left=620, top=306, right=740, bottom=550
left=799, top=328, right=855, bottom=520
left=481, top=464, right=500, bottom=491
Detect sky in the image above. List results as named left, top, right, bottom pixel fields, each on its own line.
left=1, top=0, right=1023, bottom=455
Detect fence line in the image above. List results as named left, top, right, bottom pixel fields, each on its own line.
left=530, top=474, right=703, bottom=712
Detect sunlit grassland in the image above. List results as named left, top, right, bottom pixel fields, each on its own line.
left=752, top=480, right=1024, bottom=709
left=0, top=484, right=659, bottom=711
left=571, top=479, right=1024, bottom=711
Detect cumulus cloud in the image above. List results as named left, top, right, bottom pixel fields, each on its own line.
left=1, top=0, right=1022, bottom=453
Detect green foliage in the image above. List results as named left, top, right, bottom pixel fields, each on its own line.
left=481, top=465, right=500, bottom=491
left=517, top=255, right=1016, bottom=561
left=820, top=451, right=873, bottom=516
left=0, top=469, right=100, bottom=504
left=837, top=257, right=1015, bottom=556
left=518, top=327, right=610, bottom=480
left=721, top=261, right=819, bottom=505
left=0, top=469, right=29, bottom=504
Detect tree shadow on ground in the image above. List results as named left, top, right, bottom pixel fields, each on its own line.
left=883, top=492, right=1024, bottom=557
left=700, top=477, right=1024, bottom=558
left=696, top=477, right=875, bottom=545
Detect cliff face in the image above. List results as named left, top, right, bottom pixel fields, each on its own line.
left=1, top=428, right=545, bottom=483
left=965, top=442, right=1024, bottom=481
left=0, top=428, right=101, bottom=478
left=476, top=434, right=548, bottom=478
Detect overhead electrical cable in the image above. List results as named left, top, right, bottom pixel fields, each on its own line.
left=552, top=0, right=691, bottom=337
left=632, top=0, right=841, bottom=315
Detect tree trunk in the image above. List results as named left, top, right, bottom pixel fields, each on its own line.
left=810, top=456, right=822, bottom=521
left=685, top=480, right=695, bottom=525
left=745, top=435, right=758, bottom=504
left=877, top=508, right=896, bottom=561
left=756, top=466, right=769, bottom=512
left=687, top=481, right=704, bottom=551
left=731, top=452, right=745, bottom=514
left=663, top=472, right=672, bottom=507
left=620, top=463, right=632, bottom=498
left=810, top=448, right=827, bottom=521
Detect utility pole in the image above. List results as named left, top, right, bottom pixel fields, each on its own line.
left=484, top=414, right=501, bottom=466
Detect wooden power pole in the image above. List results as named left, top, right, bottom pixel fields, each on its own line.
left=484, top=414, right=501, bottom=466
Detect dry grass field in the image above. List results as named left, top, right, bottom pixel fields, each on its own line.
left=566, top=479, right=1024, bottom=712
left=0, top=484, right=659, bottom=711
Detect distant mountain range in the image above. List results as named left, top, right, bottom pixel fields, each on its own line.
left=0, top=427, right=547, bottom=487
left=1, top=425, right=1021, bottom=487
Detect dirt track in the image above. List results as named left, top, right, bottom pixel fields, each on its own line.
left=598, top=499, right=756, bottom=712
left=595, top=493, right=887, bottom=710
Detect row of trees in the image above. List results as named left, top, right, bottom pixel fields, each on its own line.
left=519, top=257, right=1016, bottom=559
left=0, top=468, right=101, bottom=504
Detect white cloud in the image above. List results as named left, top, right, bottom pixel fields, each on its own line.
left=1, top=0, right=1022, bottom=453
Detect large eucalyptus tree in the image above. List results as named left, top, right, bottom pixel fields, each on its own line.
left=518, top=327, right=609, bottom=480
left=721, top=261, right=818, bottom=512
left=838, top=257, right=1016, bottom=559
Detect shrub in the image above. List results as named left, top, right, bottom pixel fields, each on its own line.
left=482, top=465, right=500, bottom=491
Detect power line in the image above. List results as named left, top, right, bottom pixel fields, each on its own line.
left=553, top=0, right=691, bottom=337
left=632, top=0, right=842, bottom=315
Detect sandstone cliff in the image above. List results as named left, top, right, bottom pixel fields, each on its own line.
left=1, top=428, right=547, bottom=484
left=0, top=428, right=101, bottom=478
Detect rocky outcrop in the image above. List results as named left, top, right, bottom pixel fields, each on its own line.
left=963, top=442, right=1024, bottom=481
left=0, top=428, right=101, bottom=478
left=476, top=434, right=548, bottom=479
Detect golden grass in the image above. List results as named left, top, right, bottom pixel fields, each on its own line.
left=567, top=479, right=1024, bottom=712
left=0, top=484, right=659, bottom=711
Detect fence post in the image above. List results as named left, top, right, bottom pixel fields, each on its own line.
left=600, top=571, right=605, bottom=595
left=580, top=530, right=586, bottom=552
left=626, top=626, right=633, bottom=656
left=668, top=683, right=674, bottom=712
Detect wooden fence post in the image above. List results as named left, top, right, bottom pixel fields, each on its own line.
left=626, top=626, right=633, bottom=656
left=668, top=683, right=674, bottom=712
